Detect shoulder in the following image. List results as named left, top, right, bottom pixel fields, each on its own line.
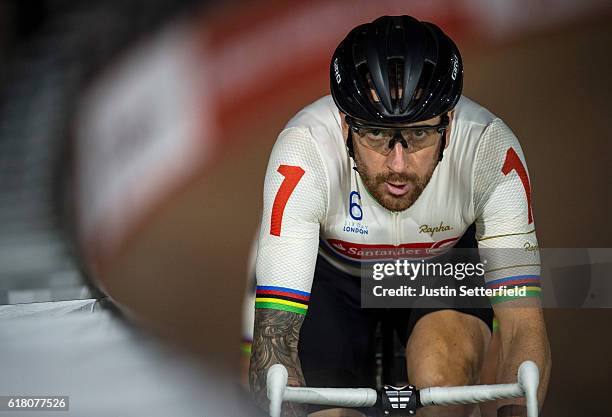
left=448, top=96, right=519, bottom=161
left=453, top=96, right=522, bottom=146
left=272, top=95, right=347, bottom=181
left=456, top=97, right=523, bottom=159
left=266, top=97, right=340, bottom=182
left=453, top=96, right=498, bottom=127
left=282, top=96, right=344, bottom=153
left=285, top=95, right=341, bottom=132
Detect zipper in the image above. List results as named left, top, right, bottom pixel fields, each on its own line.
left=393, top=211, right=400, bottom=246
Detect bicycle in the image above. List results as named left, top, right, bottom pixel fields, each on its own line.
left=266, top=361, right=539, bottom=417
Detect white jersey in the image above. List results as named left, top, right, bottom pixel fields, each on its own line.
left=253, top=95, right=541, bottom=317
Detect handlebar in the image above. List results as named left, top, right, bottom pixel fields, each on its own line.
left=266, top=360, right=539, bottom=417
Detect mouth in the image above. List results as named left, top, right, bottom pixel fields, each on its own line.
left=385, top=181, right=411, bottom=197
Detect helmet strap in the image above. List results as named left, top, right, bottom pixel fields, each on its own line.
left=437, top=129, right=447, bottom=162
left=346, top=129, right=355, bottom=159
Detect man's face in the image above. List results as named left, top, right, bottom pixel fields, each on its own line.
left=341, top=112, right=451, bottom=212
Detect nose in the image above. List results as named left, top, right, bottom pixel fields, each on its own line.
left=386, top=142, right=408, bottom=172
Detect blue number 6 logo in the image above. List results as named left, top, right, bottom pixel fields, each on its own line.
left=349, top=191, right=363, bottom=221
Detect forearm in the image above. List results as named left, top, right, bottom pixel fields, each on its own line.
left=496, top=314, right=551, bottom=416
left=249, top=308, right=307, bottom=416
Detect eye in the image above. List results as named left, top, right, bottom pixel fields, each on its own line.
left=366, top=129, right=384, bottom=139
left=412, top=129, right=426, bottom=139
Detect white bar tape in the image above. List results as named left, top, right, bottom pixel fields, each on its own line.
left=267, top=364, right=288, bottom=417
left=283, top=387, right=378, bottom=408
left=420, top=361, right=539, bottom=417
left=419, top=383, right=523, bottom=406
left=518, top=361, right=540, bottom=417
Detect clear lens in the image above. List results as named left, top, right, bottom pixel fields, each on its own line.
left=352, top=125, right=442, bottom=155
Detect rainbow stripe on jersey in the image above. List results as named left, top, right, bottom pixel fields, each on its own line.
left=486, top=275, right=541, bottom=304
left=241, top=339, right=252, bottom=356
left=255, top=285, right=310, bottom=315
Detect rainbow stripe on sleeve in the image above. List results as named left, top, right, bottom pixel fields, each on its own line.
left=241, top=339, right=252, bottom=356
left=486, top=275, right=541, bottom=304
left=255, top=285, right=310, bottom=314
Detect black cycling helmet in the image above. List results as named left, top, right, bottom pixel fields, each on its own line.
left=331, top=15, right=463, bottom=125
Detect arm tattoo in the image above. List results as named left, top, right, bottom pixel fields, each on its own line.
left=249, top=308, right=307, bottom=417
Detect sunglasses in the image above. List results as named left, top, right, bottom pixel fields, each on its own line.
left=346, top=115, right=449, bottom=156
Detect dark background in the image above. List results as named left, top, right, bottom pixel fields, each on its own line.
left=1, top=1, right=610, bottom=416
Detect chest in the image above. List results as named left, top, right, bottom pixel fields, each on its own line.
left=320, top=165, right=474, bottom=262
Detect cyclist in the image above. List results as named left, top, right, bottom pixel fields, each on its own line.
left=249, top=16, right=551, bottom=417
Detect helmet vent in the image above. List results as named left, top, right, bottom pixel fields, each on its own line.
left=409, top=61, right=435, bottom=114
left=388, top=58, right=404, bottom=113
left=356, top=61, right=385, bottom=115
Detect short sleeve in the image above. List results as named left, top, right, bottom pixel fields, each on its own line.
left=255, top=128, right=329, bottom=314
left=473, top=119, right=541, bottom=304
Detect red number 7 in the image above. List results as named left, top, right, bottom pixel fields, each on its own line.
left=270, top=165, right=305, bottom=236
left=501, top=147, right=533, bottom=224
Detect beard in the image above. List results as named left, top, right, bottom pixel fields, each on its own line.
left=353, top=146, right=438, bottom=212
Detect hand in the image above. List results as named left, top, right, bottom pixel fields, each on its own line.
left=249, top=309, right=307, bottom=417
